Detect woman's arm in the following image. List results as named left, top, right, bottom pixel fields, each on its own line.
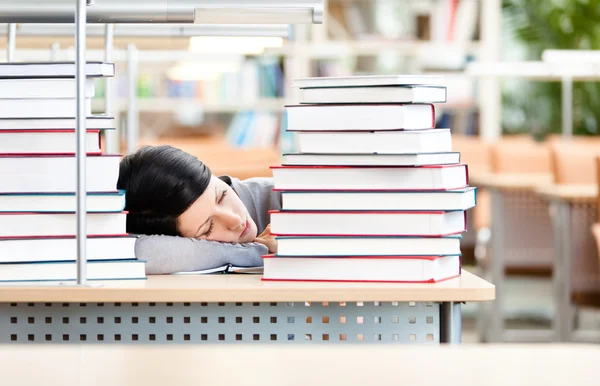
left=135, top=234, right=268, bottom=275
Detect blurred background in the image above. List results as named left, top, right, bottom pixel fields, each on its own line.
left=2, top=0, right=599, bottom=343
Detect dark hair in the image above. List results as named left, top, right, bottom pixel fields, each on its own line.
left=117, top=145, right=212, bottom=236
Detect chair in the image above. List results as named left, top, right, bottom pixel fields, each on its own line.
left=478, top=137, right=555, bottom=342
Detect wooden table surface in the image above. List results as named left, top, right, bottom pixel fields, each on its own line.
left=0, top=344, right=596, bottom=386
left=0, top=270, right=494, bottom=303
left=470, top=172, right=554, bottom=190
left=536, top=184, right=598, bottom=203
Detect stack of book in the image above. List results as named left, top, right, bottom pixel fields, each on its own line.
left=264, top=75, right=475, bottom=283
left=0, top=61, right=145, bottom=284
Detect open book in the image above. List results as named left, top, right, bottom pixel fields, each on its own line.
left=173, top=264, right=263, bottom=275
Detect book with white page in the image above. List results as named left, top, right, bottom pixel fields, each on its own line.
left=0, top=212, right=127, bottom=238
left=276, top=236, right=462, bottom=256
left=0, top=78, right=95, bottom=99
left=286, top=104, right=435, bottom=131
left=294, top=129, right=452, bottom=154
left=0, top=130, right=101, bottom=155
left=271, top=164, right=469, bottom=191
left=0, top=61, right=115, bottom=78
left=173, top=265, right=263, bottom=275
left=262, top=255, right=461, bottom=283
left=278, top=188, right=476, bottom=211
left=292, top=74, right=444, bottom=88
left=0, top=191, right=125, bottom=213
left=0, top=260, right=145, bottom=283
left=0, top=236, right=136, bottom=264
left=282, top=152, right=459, bottom=166
left=0, top=98, right=92, bottom=118
left=0, top=115, right=115, bottom=130
left=0, top=154, right=119, bottom=193
left=298, top=85, right=447, bottom=104
left=270, top=210, right=466, bottom=237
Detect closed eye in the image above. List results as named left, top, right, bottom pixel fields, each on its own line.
left=218, top=190, right=227, bottom=204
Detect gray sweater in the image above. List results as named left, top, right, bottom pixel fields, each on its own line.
left=135, top=176, right=280, bottom=274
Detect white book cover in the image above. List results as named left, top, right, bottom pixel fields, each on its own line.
left=271, top=164, right=468, bottom=191
left=282, top=152, right=459, bottom=166
left=293, top=129, right=452, bottom=154
left=0, top=130, right=101, bottom=154
left=0, top=98, right=92, bottom=118
left=298, top=86, right=447, bottom=104
left=0, top=260, right=145, bottom=283
left=0, top=155, right=120, bottom=193
left=286, top=104, right=435, bottom=131
left=292, top=75, right=445, bottom=88
left=262, top=255, right=461, bottom=283
left=0, top=78, right=95, bottom=99
left=0, top=191, right=125, bottom=213
left=276, top=236, right=462, bottom=256
left=0, top=61, right=115, bottom=78
left=0, top=115, right=115, bottom=130
left=0, top=212, right=127, bottom=238
left=270, top=210, right=466, bottom=237
left=0, top=236, right=136, bottom=264
left=278, top=188, right=476, bottom=211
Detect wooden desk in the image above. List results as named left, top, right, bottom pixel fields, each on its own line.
left=537, top=184, right=597, bottom=203
left=0, top=344, right=597, bottom=386
left=0, top=272, right=494, bottom=345
left=471, top=172, right=554, bottom=191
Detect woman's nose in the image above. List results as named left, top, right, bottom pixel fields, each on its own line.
left=218, top=210, right=243, bottom=230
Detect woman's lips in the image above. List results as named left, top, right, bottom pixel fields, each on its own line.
left=240, top=219, right=250, bottom=238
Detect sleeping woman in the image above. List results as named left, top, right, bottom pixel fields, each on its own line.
left=116, top=145, right=280, bottom=274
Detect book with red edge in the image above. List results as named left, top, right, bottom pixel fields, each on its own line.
left=261, top=254, right=461, bottom=283
left=285, top=103, right=436, bottom=131
left=271, top=164, right=469, bottom=191
left=291, top=128, right=452, bottom=154
left=269, top=210, right=467, bottom=237
left=0, top=235, right=137, bottom=264
left=0, top=129, right=103, bottom=155
left=0, top=211, right=127, bottom=239
left=0, top=154, right=120, bottom=193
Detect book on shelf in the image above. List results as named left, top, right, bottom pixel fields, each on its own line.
left=292, top=128, right=452, bottom=154
left=278, top=188, right=476, bottom=211
left=0, top=236, right=136, bottom=264
left=276, top=236, right=463, bottom=256
left=286, top=103, right=435, bottom=131
left=271, top=164, right=468, bottom=191
left=0, top=78, right=95, bottom=99
left=0, top=61, right=115, bottom=78
left=0, top=191, right=125, bottom=213
left=269, top=210, right=466, bottom=237
left=282, top=152, right=460, bottom=166
left=298, top=85, right=447, bottom=104
left=0, top=115, right=115, bottom=130
left=0, top=97, right=92, bottom=119
left=0, top=154, right=120, bottom=193
left=0, top=211, right=127, bottom=238
left=0, top=260, right=146, bottom=283
left=0, top=129, right=102, bottom=155
left=262, top=254, right=461, bottom=283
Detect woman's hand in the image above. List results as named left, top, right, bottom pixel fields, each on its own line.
left=254, top=224, right=277, bottom=253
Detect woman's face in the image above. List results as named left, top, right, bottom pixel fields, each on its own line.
left=177, top=176, right=258, bottom=243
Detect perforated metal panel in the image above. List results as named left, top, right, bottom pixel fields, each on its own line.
left=0, top=301, right=441, bottom=344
